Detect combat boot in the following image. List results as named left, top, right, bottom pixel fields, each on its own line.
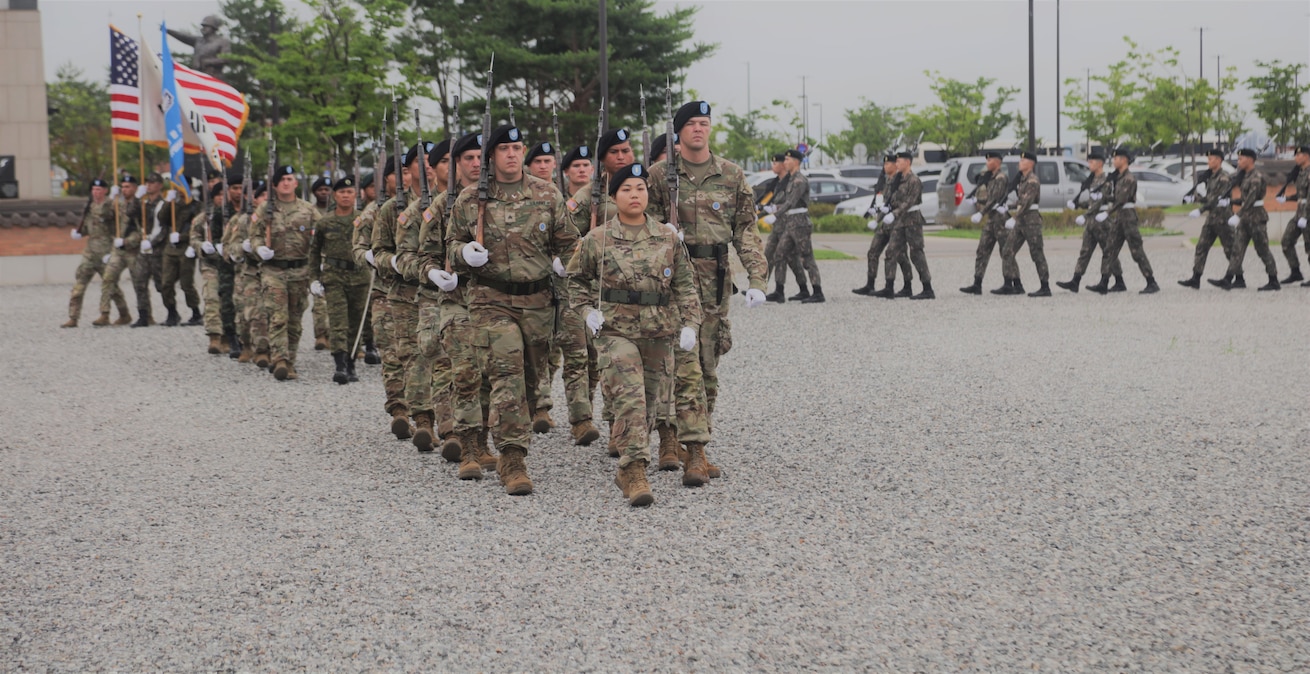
left=474, top=429, right=498, bottom=470
left=571, top=419, right=600, bottom=446
left=91, top=312, right=112, bottom=326
left=130, top=313, right=151, bottom=328
left=284, top=363, right=298, bottom=380
left=800, top=285, right=826, bottom=303
left=896, top=281, right=913, bottom=298
left=186, top=307, right=203, bottom=326
left=1027, top=282, right=1052, bottom=297
left=1257, top=274, right=1281, bottom=291
left=990, top=278, right=1016, bottom=295
left=1012, top=279, right=1026, bottom=295
left=1056, top=273, right=1082, bottom=292
left=497, top=446, right=534, bottom=496
left=703, top=445, right=722, bottom=479
left=1140, top=277, right=1160, bottom=294
left=253, top=351, right=270, bottom=369
left=272, top=359, right=291, bottom=381
left=238, top=346, right=252, bottom=363
left=607, top=430, right=621, bottom=458
left=1282, top=268, right=1305, bottom=284
left=959, top=276, right=983, bottom=295
left=363, top=340, right=381, bottom=365
left=60, top=318, right=77, bottom=328
left=314, top=335, right=329, bottom=351
left=788, top=282, right=811, bottom=301
left=871, top=285, right=896, bottom=299
left=390, top=410, right=413, bottom=440
left=852, top=274, right=878, bottom=295
left=656, top=423, right=681, bottom=471
left=412, top=412, right=435, bottom=452
left=531, top=408, right=554, bottom=434
left=764, top=282, right=786, bottom=303
left=1108, top=275, right=1127, bottom=292
left=441, top=427, right=464, bottom=463
left=615, top=460, right=654, bottom=507
left=457, top=431, right=483, bottom=480
left=1085, top=275, right=1110, bottom=295
left=1301, top=278, right=1310, bottom=287
left=207, top=334, right=222, bottom=354
left=1208, top=274, right=1233, bottom=290
left=332, top=352, right=349, bottom=385
left=910, top=282, right=935, bottom=300
left=113, top=312, right=133, bottom=326
left=345, top=357, right=358, bottom=382
left=161, top=308, right=181, bottom=327
left=1232, top=274, right=1247, bottom=289
left=681, top=442, right=710, bottom=487
left=1178, top=273, right=1201, bottom=289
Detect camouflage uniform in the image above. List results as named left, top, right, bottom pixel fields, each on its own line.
left=159, top=199, right=201, bottom=318
left=771, top=169, right=821, bottom=286
left=101, top=196, right=142, bottom=316
left=999, top=169, right=1049, bottom=283
left=133, top=196, right=166, bottom=320
left=565, top=215, right=703, bottom=467
left=1280, top=167, right=1310, bottom=273
left=863, top=174, right=911, bottom=285
left=310, top=207, right=371, bottom=354
left=250, top=196, right=319, bottom=368
left=189, top=203, right=237, bottom=340
left=224, top=210, right=266, bottom=355
left=1101, top=170, right=1154, bottom=279
left=1073, top=172, right=1124, bottom=277
left=973, top=169, right=1013, bottom=279
left=311, top=202, right=332, bottom=346
left=1225, top=169, right=1278, bottom=278
left=392, top=192, right=450, bottom=429
left=1191, top=170, right=1235, bottom=276
left=646, top=154, right=767, bottom=433
left=447, top=174, right=579, bottom=453
left=557, top=188, right=610, bottom=425
left=881, top=170, right=933, bottom=286
left=66, top=199, right=116, bottom=321
left=761, top=175, right=806, bottom=286
left=371, top=188, right=421, bottom=418
left=354, top=199, right=403, bottom=414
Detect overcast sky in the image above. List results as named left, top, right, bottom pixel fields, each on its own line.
left=36, top=0, right=1310, bottom=151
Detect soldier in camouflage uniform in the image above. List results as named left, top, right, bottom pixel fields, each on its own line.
left=561, top=145, right=595, bottom=200
left=98, top=174, right=143, bottom=326
left=225, top=180, right=268, bottom=364
left=961, top=152, right=1012, bottom=294
left=646, top=101, right=769, bottom=477
left=130, top=174, right=167, bottom=327
left=1178, top=150, right=1236, bottom=289
left=158, top=179, right=203, bottom=328
left=309, top=176, right=333, bottom=352
left=1088, top=149, right=1160, bottom=294
left=853, top=155, right=913, bottom=297
left=993, top=152, right=1051, bottom=297
left=448, top=123, right=580, bottom=496
left=61, top=179, right=115, bottom=328
left=1277, top=146, right=1310, bottom=284
left=1057, top=152, right=1125, bottom=293
left=250, top=165, right=320, bottom=380
left=1212, top=149, right=1281, bottom=291
left=190, top=171, right=241, bottom=356
left=764, top=148, right=823, bottom=303
left=873, top=151, right=934, bottom=299
left=760, top=153, right=806, bottom=301
left=567, top=163, right=705, bottom=504
left=354, top=164, right=405, bottom=435
left=310, top=176, right=371, bottom=385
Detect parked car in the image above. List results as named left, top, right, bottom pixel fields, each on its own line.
left=809, top=177, right=875, bottom=205
left=1147, top=158, right=1236, bottom=182
left=1130, top=168, right=1193, bottom=207
left=834, top=177, right=939, bottom=224
left=936, top=156, right=1093, bottom=220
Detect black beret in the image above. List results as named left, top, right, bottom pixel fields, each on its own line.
left=984, top=150, right=1004, bottom=160
left=427, top=139, right=451, bottom=167
left=452, top=131, right=482, bottom=160
left=382, top=160, right=396, bottom=179
left=1207, top=148, right=1226, bottom=159
left=1238, top=148, right=1257, bottom=159
left=120, top=173, right=139, bottom=184
left=311, top=176, right=331, bottom=191
left=896, top=151, right=913, bottom=160
left=91, top=178, right=109, bottom=188
left=1018, top=151, right=1037, bottom=162
left=882, top=154, right=896, bottom=164
left=562, top=145, right=592, bottom=168
left=598, top=128, right=630, bottom=158
left=649, top=133, right=669, bottom=161
left=784, top=148, right=804, bottom=161
left=1112, top=148, right=1131, bottom=159
left=1296, top=146, right=1310, bottom=156
left=274, top=164, right=296, bottom=177
left=146, top=172, right=164, bottom=183
left=673, top=100, right=711, bottom=132
left=608, top=162, right=648, bottom=198
left=403, top=141, right=437, bottom=168
left=486, top=124, right=523, bottom=149
left=526, top=141, right=555, bottom=163
left=333, top=176, right=355, bottom=191
left=252, top=180, right=268, bottom=198
left=771, top=153, right=786, bottom=163
left=225, top=170, right=244, bottom=185
left=360, top=172, right=375, bottom=189
left=1086, top=152, right=1105, bottom=161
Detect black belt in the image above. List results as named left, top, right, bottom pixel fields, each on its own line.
left=324, top=257, right=357, bottom=271
left=263, top=258, right=307, bottom=269
left=685, top=242, right=729, bottom=259
left=601, top=288, right=669, bottom=306
left=474, top=275, right=552, bottom=296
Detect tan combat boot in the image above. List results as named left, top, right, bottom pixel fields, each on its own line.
left=237, top=347, right=252, bottom=363
left=615, top=460, right=654, bottom=507
left=457, top=431, right=483, bottom=480
left=704, top=449, right=721, bottom=479
left=436, top=418, right=455, bottom=442
left=272, top=359, right=290, bottom=381
left=474, top=428, right=498, bottom=471
left=314, top=335, right=329, bottom=351
left=253, top=351, right=270, bottom=369
left=112, top=312, right=132, bottom=326
left=571, top=419, right=600, bottom=446
left=682, top=442, right=709, bottom=487
left=390, top=410, right=413, bottom=440
left=60, top=318, right=77, bottom=328
left=91, top=312, right=112, bottom=327
left=497, top=446, right=534, bottom=496
left=412, top=412, right=435, bottom=453
left=607, top=431, right=620, bottom=458
left=207, top=334, right=222, bottom=354
left=440, top=427, right=464, bottom=463
left=531, top=408, right=554, bottom=434
left=656, top=423, right=681, bottom=471
left=285, top=363, right=298, bottom=380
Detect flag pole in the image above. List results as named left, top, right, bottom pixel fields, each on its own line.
left=137, top=13, right=147, bottom=226
left=112, top=139, right=121, bottom=238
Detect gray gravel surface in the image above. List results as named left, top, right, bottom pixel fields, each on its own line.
left=3, top=246, right=1308, bottom=671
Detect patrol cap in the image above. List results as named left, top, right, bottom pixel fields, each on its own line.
left=486, top=124, right=523, bottom=148
left=771, top=153, right=786, bottom=163
left=333, top=176, right=355, bottom=191
left=428, top=139, right=451, bottom=167
left=896, top=150, right=913, bottom=160
left=598, top=128, right=630, bottom=157
left=146, top=172, right=164, bottom=183
left=525, top=141, right=554, bottom=163
left=403, top=141, right=437, bottom=168
left=311, top=176, right=331, bottom=191
left=562, top=145, right=592, bottom=168
left=91, top=178, right=110, bottom=188
left=784, top=148, right=804, bottom=161
left=984, top=150, right=1004, bottom=160
left=1238, top=148, right=1257, bottom=159
left=120, top=173, right=140, bottom=184
left=649, top=133, right=669, bottom=162
left=1296, top=146, right=1310, bottom=156
left=608, top=163, right=647, bottom=197
left=1112, top=147, right=1132, bottom=160
left=452, top=131, right=482, bottom=160
left=1086, top=151, right=1105, bottom=162
left=225, top=169, right=244, bottom=185
left=673, top=100, right=711, bottom=132
left=360, top=172, right=375, bottom=190
left=252, top=179, right=268, bottom=198
left=1207, top=148, right=1226, bottom=159
left=273, top=165, right=296, bottom=184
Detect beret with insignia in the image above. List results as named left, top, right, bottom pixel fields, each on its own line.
left=598, top=128, right=630, bottom=158
left=452, top=131, right=483, bottom=160
left=562, top=145, right=592, bottom=169
left=526, top=141, right=554, bottom=163
left=608, top=163, right=647, bottom=198
left=333, top=176, right=355, bottom=191
left=673, top=100, right=711, bottom=132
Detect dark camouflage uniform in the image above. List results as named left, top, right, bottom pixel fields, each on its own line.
left=310, top=208, right=371, bottom=354
left=250, top=196, right=319, bottom=367
left=1191, top=170, right=1235, bottom=276
left=999, top=169, right=1049, bottom=283
left=1280, top=167, right=1310, bottom=272
left=1073, top=172, right=1123, bottom=277
left=863, top=175, right=911, bottom=284
left=1102, top=171, right=1154, bottom=279
left=132, top=196, right=166, bottom=319
left=762, top=173, right=807, bottom=287
left=882, top=170, right=932, bottom=285
left=972, top=169, right=1012, bottom=279
left=67, top=199, right=116, bottom=320
left=1226, top=170, right=1278, bottom=277
left=158, top=199, right=200, bottom=317
left=771, top=169, right=821, bottom=286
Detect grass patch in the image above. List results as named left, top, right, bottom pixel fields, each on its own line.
left=928, top=226, right=1176, bottom=240
left=813, top=248, right=857, bottom=260
left=1189, top=237, right=1224, bottom=248
left=1164, top=204, right=1194, bottom=214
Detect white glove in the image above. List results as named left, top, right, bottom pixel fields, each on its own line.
left=586, top=308, right=604, bottom=335
left=110, top=186, right=120, bottom=199
left=140, top=240, right=152, bottom=252
left=201, top=241, right=216, bottom=255
left=256, top=245, right=275, bottom=260
left=365, top=249, right=375, bottom=267
left=763, top=214, right=777, bottom=226
left=1004, top=218, right=1016, bottom=230
left=744, top=288, right=766, bottom=309
left=678, top=326, right=697, bottom=351
left=1090, top=192, right=1102, bottom=201
left=184, top=246, right=196, bottom=259
left=1277, top=196, right=1287, bottom=204
left=763, top=204, right=777, bottom=214
left=462, top=241, right=489, bottom=267
left=134, top=185, right=147, bottom=198
left=1075, top=215, right=1086, bottom=226
left=169, top=232, right=180, bottom=244
left=242, top=239, right=252, bottom=253
left=1227, top=215, right=1240, bottom=227
left=389, top=255, right=399, bottom=273
left=310, top=280, right=325, bottom=297
left=102, top=253, right=111, bottom=264
left=1095, top=212, right=1108, bottom=223
left=664, top=223, right=684, bottom=241
left=70, top=229, right=82, bottom=240
left=969, top=212, right=983, bottom=224
left=964, top=197, right=977, bottom=206
left=866, top=220, right=879, bottom=232
left=1183, top=194, right=1194, bottom=204
left=1299, top=217, right=1307, bottom=229
left=113, top=237, right=124, bottom=248
left=429, top=269, right=459, bottom=291
left=1187, top=209, right=1201, bottom=218
left=1218, top=198, right=1230, bottom=207
left=994, top=205, right=1008, bottom=215
left=882, top=212, right=895, bottom=225
left=1066, top=200, right=1076, bottom=210
left=216, top=243, right=224, bottom=257
left=552, top=257, right=566, bottom=277
left=165, top=190, right=177, bottom=203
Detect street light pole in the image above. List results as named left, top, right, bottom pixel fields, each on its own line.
left=813, top=102, right=824, bottom=165
left=1027, top=0, right=1035, bottom=153
left=800, top=75, right=808, bottom=147
left=1055, top=0, right=1061, bottom=155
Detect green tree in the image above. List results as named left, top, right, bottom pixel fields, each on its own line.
left=1213, top=65, right=1247, bottom=151
left=1064, top=55, right=1140, bottom=152
left=903, top=73, right=1019, bottom=156
left=47, top=65, right=113, bottom=195
left=711, top=104, right=793, bottom=168
left=1247, top=59, right=1310, bottom=150
left=216, top=0, right=299, bottom=128
left=823, top=98, right=907, bottom=163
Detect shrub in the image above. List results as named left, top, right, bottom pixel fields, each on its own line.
left=813, top=214, right=868, bottom=233
left=809, top=203, right=835, bottom=219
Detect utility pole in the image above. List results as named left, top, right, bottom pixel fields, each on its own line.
left=1195, top=27, right=1207, bottom=82
left=1085, top=68, right=1091, bottom=156
left=1027, top=0, right=1035, bottom=153
left=813, top=102, right=824, bottom=165
left=598, top=0, right=609, bottom=129
left=745, top=61, right=751, bottom=117
left=1055, top=0, right=1061, bottom=155
left=800, top=75, right=808, bottom=147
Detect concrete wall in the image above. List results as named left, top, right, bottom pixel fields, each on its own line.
left=0, top=4, right=53, bottom=199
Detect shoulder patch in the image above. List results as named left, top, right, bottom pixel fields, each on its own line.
left=423, top=209, right=434, bottom=222
left=566, top=198, right=579, bottom=212
left=353, top=217, right=362, bottom=228
left=397, top=212, right=409, bottom=225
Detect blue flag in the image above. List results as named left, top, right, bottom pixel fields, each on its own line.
left=159, top=22, right=191, bottom=201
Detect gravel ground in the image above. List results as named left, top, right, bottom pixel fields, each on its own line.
left=3, top=246, right=1308, bottom=671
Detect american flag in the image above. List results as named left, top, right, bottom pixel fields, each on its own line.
left=110, top=24, right=248, bottom=165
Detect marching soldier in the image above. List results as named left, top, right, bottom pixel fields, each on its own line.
left=646, top=100, right=769, bottom=480
left=852, top=154, right=912, bottom=296
left=566, top=163, right=703, bottom=506
left=993, top=152, right=1051, bottom=297
left=97, top=174, right=143, bottom=326
left=188, top=172, right=233, bottom=354
left=158, top=178, right=203, bottom=327
left=224, top=179, right=267, bottom=364
left=873, top=151, right=934, bottom=299
left=130, top=173, right=168, bottom=327
left=1178, top=150, right=1236, bottom=289
left=355, top=159, right=408, bottom=436
left=760, top=153, right=806, bottom=303
left=1057, top=152, right=1124, bottom=293
left=1211, top=148, right=1281, bottom=291
left=1277, top=146, right=1310, bottom=284
left=525, top=141, right=558, bottom=184
left=1088, top=148, right=1159, bottom=294
left=62, top=179, right=115, bottom=328
left=309, top=176, right=334, bottom=351
left=309, top=176, right=370, bottom=385
left=960, top=151, right=1012, bottom=294
left=763, top=148, right=823, bottom=303
left=310, top=176, right=333, bottom=214
left=561, top=145, right=594, bottom=199
left=647, top=133, right=670, bottom=165
left=250, top=165, right=320, bottom=380
left=448, top=123, right=580, bottom=496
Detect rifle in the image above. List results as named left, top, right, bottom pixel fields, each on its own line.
left=594, top=98, right=607, bottom=310
left=906, top=131, right=925, bottom=159
left=507, top=99, right=515, bottom=127
left=665, top=78, right=679, bottom=234
left=296, top=138, right=307, bottom=202
left=1182, top=168, right=1213, bottom=205
left=377, top=105, right=387, bottom=206
left=443, top=95, right=460, bottom=274
left=551, top=103, right=567, bottom=195
left=415, top=108, right=431, bottom=211
left=242, top=150, right=252, bottom=217
left=199, top=153, right=212, bottom=243
left=264, top=127, right=276, bottom=250
left=640, top=85, right=650, bottom=165
left=352, top=126, right=361, bottom=211
left=475, top=54, right=494, bottom=245
left=392, top=94, right=407, bottom=211
left=1276, top=164, right=1301, bottom=200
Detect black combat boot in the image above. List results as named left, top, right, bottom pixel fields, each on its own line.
left=1280, top=268, right=1303, bottom=284
left=1140, top=276, right=1160, bottom=294
left=896, top=281, right=913, bottom=298
left=959, top=276, right=983, bottom=295
left=990, top=279, right=1015, bottom=295
left=161, top=307, right=181, bottom=327
left=1085, top=275, right=1111, bottom=294
left=1302, top=278, right=1310, bottom=287
left=1108, top=275, right=1127, bottom=292
left=788, top=282, right=811, bottom=302
left=800, top=285, right=825, bottom=303
left=1027, top=281, right=1052, bottom=297
left=346, top=356, right=359, bottom=382
left=186, top=307, right=203, bottom=326
left=1055, top=273, right=1081, bottom=292
left=131, top=311, right=152, bottom=328
left=764, top=282, right=786, bottom=304
left=227, top=333, right=242, bottom=359
left=363, top=340, right=381, bottom=365
left=852, top=274, right=878, bottom=295
left=1257, top=274, right=1281, bottom=291
left=910, top=281, right=935, bottom=300
left=1231, top=274, right=1247, bottom=289
left=871, top=284, right=896, bottom=299
left=1178, top=273, right=1201, bottom=289
left=1208, top=274, right=1233, bottom=289
left=332, top=351, right=349, bottom=385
